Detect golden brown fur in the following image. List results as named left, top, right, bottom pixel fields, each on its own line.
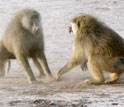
left=56, top=14, right=124, bottom=84
left=0, top=9, right=53, bottom=84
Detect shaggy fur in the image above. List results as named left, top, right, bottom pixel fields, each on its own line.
left=56, top=15, right=124, bottom=84
left=0, top=9, right=53, bottom=84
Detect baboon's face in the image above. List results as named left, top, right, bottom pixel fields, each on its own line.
left=71, top=15, right=91, bottom=35
left=21, top=11, right=41, bottom=35
left=71, top=23, right=78, bottom=35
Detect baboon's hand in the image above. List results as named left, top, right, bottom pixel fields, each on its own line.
left=81, top=62, right=88, bottom=71
left=81, top=65, right=88, bottom=72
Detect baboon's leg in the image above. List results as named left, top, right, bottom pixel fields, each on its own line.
left=56, top=58, right=80, bottom=80
left=16, top=53, right=36, bottom=83
left=104, top=72, right=120, bottom=84
left=0, top=61, right=6, bottom=77
left=36, top=53, right=52, bottom=79
left=84, top=55, right=105, bottom=85
left=32, top=57, right=45, bottom=78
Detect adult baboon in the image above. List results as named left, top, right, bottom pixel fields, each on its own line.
left=0, top=9, right=53, bottom=84
left=56, top=14, right=124, bottom=84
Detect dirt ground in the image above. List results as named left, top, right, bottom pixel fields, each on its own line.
left=0, top=72, right=124, bottom=107
left=0, top=0, right=124, bottom=107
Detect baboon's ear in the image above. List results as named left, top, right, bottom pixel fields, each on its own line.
left=77, top=21, right=80, bottom=28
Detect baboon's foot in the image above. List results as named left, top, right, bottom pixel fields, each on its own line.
left=55, top=73, right=62, bottom=81
left=105, top=72, right=119, bottom=84
left=84, top=79, right=104, bottom=85
left=104, top=79, right=117, bottom=84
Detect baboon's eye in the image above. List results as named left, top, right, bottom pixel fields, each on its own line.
left=77, top=21, right=80, bottom=28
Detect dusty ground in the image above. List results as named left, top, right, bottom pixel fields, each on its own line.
left=0, top=0, right=124, bottom=106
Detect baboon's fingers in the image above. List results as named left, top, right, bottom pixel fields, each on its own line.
left=81, top=61, right=88, bottom=71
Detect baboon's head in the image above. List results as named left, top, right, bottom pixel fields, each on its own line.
left=71, top=15, right=94, bottom=35
left=20, top=9, right=41, bottom=35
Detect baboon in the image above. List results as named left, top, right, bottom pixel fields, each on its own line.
left=0, top=9, right=53, bottom=84
left=56, top=14, right=124, bottom=84
left=113, top=57, right=124, bottom=72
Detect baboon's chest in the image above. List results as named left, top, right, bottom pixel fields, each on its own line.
left=72, top=43, right=89, bottom=62
left=24, top=36, right=40, bottom=50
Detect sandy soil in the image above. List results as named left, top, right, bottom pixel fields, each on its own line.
left=0, top=0, right=124, bottom=106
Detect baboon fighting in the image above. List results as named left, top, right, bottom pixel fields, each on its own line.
left=56, top=14, right=124, bottom=84
left=0, top=9, right=53, bottom=84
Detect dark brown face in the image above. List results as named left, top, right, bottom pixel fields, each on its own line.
left=21, top=11, right=41, bottom=35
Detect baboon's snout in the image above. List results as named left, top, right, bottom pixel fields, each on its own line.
left=33, top=27, right=40, bottom=34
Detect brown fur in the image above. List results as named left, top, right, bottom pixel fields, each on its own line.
left=56, top=14, right=124, bottom=84
left=0, top=9, right=53, bottom=84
